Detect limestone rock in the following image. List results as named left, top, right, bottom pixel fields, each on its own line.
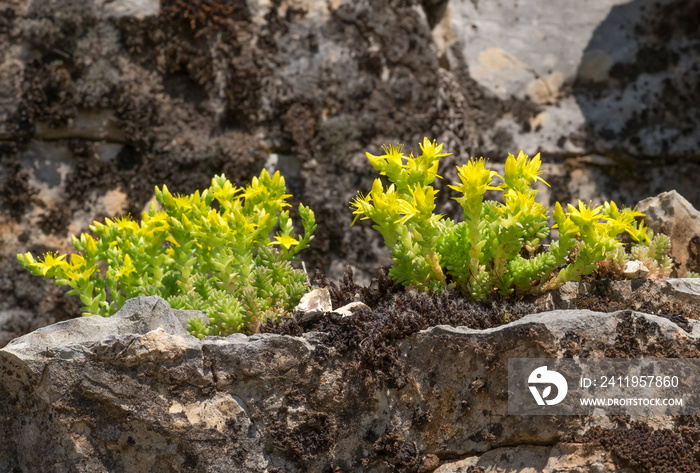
left=332, top=301, right=370, bottom=317
left=623, top=260, right=650, bottom=279
left=638, top=190, right=700, bottom=277
left=547, top=281, right=582, bottom=310
left=294, top=287, right=332, bottom=323
left=3, top=291, right=700, bottom=471
left=2, top=0, right=700, bottom=348
left=436, top=0, right=700, bottom=157
left=543, top=278, right=700, bottom=320
left=435, top=444, right=625, bottom=473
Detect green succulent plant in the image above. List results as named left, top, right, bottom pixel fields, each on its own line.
left=351, top=138, right=670, bottom=299
left=18, top=170, right=316, bottom=338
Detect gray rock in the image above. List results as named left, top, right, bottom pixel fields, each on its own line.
left=2, top=296, right=200, bottom=378
left=548, top=281, right=582, bottom=310
left=638, top=190, right=700, bottom=277
left=543, top=278, right=700, bottom=317
left=332, top=301, right=370, bottom=317
left=2, top=0, right=700, bottom=357
left=0, top=309, right=37, bottom=346
left=435, top=444, right=628, bottom=473
left=436, top=0, right=699, bottom=157
left=3, top=290, right=700, bottom=472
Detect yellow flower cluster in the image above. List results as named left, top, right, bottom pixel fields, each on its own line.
left=352, top=138, right=661, bottom=298
left=18, top=171, right=316, bottom=337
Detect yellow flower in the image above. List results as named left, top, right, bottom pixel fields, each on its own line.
left=567, top=200, right=603, bottom=231
left=504, top=151, right=550, bottom=187
left=273, top=234, right=299, bottom=250
left=113, top=216, right=140, bottom=232
left=115, top=254, right=135, bottom=280
left=601, top=202, right=647, bottom=240
left=142, top=206, right=169, bottom=231
left=84, top=234, right=98, bottom=256
left=407, top=184, right=438, bottom=218
left=418, top=137, right=450, bottom=161
left=34, top=252, right=69, bottom=276
left=502, top=191, right=547, bottom=219
left=211, top=177, right=241, bottom=204
left=65, top=254, right=97, bottom=280
left=205, top=209, right=227, bottom=230
left=350, top=191, right=373, bottom=225
left=366, top=144, right=405, bottom=173
left=395, top=198, right=416, bottom=225
left=626, top=220, right=651, bottom=243
left=242, top=170, right=291, bottom=205
left=366, top=144, right=409, bottom=186
left=166, top=235, right=181, bottom=247
left=449, top=158, right=503, bottom=197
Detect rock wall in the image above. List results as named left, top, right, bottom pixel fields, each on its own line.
left=1, top=0, right=700, bottom=345
left=435, top=0, right=700, bottom=157
left=3, top=288, right=700, bottom=472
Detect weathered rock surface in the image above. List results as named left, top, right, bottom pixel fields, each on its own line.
left=3, top=288, right=700, bottom=472
left=436, top=0, right=700, bottom=157
left=541, top=277, right=700, bottom=319
left=2, top=0, right=700, bottom=346
left=434, top=444, right=629, bottom=473
left=638, top=190, right=700, bottom=277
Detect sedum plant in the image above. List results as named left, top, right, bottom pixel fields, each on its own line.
left=351, top=138, right=668, bottom=299
left=18, top=170, right=316, bottom=338
left=595, top=204, right=673, bottom=280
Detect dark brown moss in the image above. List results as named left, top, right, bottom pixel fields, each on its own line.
left=37, top=207, right=71, bottom=235
left=161, top=0, right=249, bottom=39
left=266, top=409, right=337, bottom=463
left=371, top=431, right=421, bottom=472
left=584, top=423, right=700, bottom=473
left=0, top=151, right=37, bottom=219
left=21, top=61, right=76, bottom=129
left=264, top=268, right=699, bottom=393
left=263, top=267, right=539, bottom=388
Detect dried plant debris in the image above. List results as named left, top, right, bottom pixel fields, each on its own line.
left=314, top=265, right=404, bottom=310
left=266, top=409, right=337, bottom=463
